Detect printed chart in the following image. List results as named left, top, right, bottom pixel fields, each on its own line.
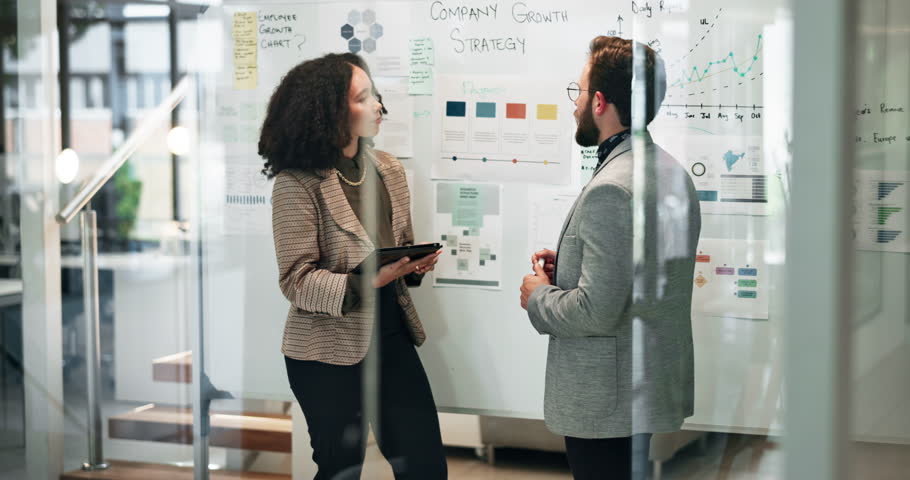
left=316, top=2, right=414, bottom=76
left=854, top=170, right=909, bottom=253
left=433, top=182, right=503, bottom=289
left=664, top=135, right=768, bottom=215
left=433, top=75, right=573, bottom=184
left=692, top=238, right=769, bottom=319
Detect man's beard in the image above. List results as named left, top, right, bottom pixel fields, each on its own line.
left=575, top=102, right=600, bottom=147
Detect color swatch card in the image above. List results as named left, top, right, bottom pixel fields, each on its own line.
left=501, top=103, right=530, bottom=155
left=442, top=100, right=469, bottom=152
left=532, top=104, right=561, bottom=155
left=471, top=102, right=500, bottom=152
left=433, top=75, right=573, bottom=185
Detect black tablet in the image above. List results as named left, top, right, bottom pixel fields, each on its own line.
left=352, top=243, right=443, bottom=273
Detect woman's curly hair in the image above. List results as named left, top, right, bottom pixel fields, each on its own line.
left=259, top=53, right=386, bottom=178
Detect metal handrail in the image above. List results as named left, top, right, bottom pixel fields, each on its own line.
left=52, top=74, right=191, bottom=471
left=55, top=75, right=190, bottom=225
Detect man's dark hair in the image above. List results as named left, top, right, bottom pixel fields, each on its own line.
left=588, top=36, right=666, bottom=126
left=259, top=53, right=385, bottom=178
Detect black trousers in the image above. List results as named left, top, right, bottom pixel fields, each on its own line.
left=564, top=434, right=652, bottom=480
left=285, top=289, right=446, bottom=480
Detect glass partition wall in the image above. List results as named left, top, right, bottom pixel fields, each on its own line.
left=5, top=1, right=910, bottom=479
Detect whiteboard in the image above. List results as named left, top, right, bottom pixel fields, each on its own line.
left=199, top=0, right=613, bottom=418
left=195, top=0, right=910, bottom=439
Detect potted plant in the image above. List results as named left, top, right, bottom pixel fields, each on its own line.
left=112, top=161, right=142, bottom=251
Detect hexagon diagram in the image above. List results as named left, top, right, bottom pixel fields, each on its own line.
left=340, top=9, right=383, bottom=55
left=340, top=24, right=354, bottom=40
left=370, top=23, right=383, bottom=40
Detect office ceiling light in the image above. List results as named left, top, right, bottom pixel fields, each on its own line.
left=167, top=126, right=191, bottom=156
left=122, top=4, right=171, bottom=18
left=56, top=148, right=80, bottom=184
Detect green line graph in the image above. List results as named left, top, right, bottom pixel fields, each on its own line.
left=671, top=34, right=763, bottom=90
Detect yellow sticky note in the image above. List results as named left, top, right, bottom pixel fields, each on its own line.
left=536, top=104, right=558, bottom=121
left=233, top=12, right=258, bottom=90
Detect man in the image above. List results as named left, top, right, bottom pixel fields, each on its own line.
left=520, top=36, right=702, bottom=479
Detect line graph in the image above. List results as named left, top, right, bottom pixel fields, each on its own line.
left=670, top=34, right=763, bottom=90
left=640, top=6, right=769, bottom=115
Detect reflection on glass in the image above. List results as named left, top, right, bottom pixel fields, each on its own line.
left=10, top=0, right=905, bottom=477
left=631, top=1, right=791, bottom=477
left=850, top=0, right=910, bottom=477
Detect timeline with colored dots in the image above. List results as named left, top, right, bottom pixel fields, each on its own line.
left=432, top=74, right=573, bottom=185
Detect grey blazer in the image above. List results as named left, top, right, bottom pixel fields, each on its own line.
left=527, top=133, right=701, bottom=438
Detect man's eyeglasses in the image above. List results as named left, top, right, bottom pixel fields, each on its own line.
left=567, top=82, right=595, bottom=102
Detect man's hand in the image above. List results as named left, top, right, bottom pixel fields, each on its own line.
left=531, top=249, right=556, bottom=281
left=520, top=262, right=551, bottom=310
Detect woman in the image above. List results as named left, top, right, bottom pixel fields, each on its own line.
left=260, top=53, right=447, bottom=479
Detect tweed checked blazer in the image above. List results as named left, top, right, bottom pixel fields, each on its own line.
left=527, top=134, right=701, bottom=438
left=271, top=146, right=425, bottom=365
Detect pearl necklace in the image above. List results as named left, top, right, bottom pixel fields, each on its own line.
left=336, top=161, right=367, bottom=187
